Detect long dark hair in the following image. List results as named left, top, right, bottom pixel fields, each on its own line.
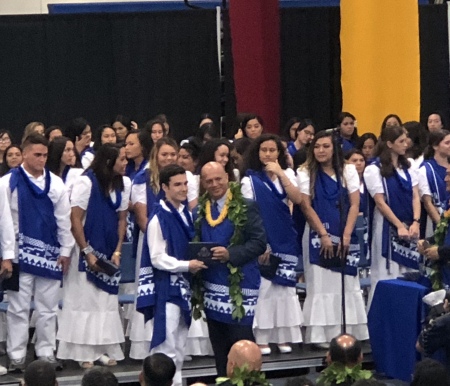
left=243, top=134, right=288, bottom=172
left=125, top=129, right=153, bottom=161
left=65, top=117, right=89, bottom=143
left=403, top=121, right=428, bottom=160
left=381, top=114, right=402, bottom=131
left=241, top=114, right=264, bottom=138
left=90, top=143, right=125, bottom=196
left=93, top=124, right=116, bottom=151
left=303, top=130, right=344, bottom=199
left=337, top=112, right=359, bottom=143
left=0, top=144, right=22, bottom=177
left=281, top=117, right=301, bottom=141
left=423, top=129, right=450, bottom=160
left=198, top=138, right=235, bottom=182
left=47, top=136, right=81, bottom=176
left=377, top=126, right=410, bottom=177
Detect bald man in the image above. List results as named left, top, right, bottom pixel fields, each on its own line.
left=194, top=162, right=266, bottom=376
left=326, top=334, right=363, bottom=367
left=226, top=340, right=262, bottom=378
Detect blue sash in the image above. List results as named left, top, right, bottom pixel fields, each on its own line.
left=342, top=138, right=356, bottom=153
left=198, top=201, right=260, bottom=326
left=377, top=160, right=421, bottom=269
left=61, top=165, right=70, bottom=183
left=126, top=159, right=148, bottom=182
left=247, top=170, right=299, bottom=286
left=287, top=141, right=298, bottom=157
left=355, top=184, right=370, bottom=266
left=423, top=159, right=449, bottom=216
left=10, top=168, right=62, bottom=280
left=136, top=201, right=194, bottom=349
left=309, top=169, right=359, bottom=276
left=78, top=170, right=122, bottom=294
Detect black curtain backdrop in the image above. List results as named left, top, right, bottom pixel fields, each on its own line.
left=419, top=4, right=450, bottom=124
left=280, top=7, right=342, bottom=132
left=0, top=11, right=221, bottom=143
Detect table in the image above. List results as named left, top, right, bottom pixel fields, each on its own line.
left=368, top=279, right=429, bottom=382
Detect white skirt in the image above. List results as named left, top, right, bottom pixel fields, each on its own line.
left=57, top=247, right=124, bottom=362
left=253, top=277, right=303, bottom=344
left=302, top=225, right=368, bottom=343
left=185, top=317, right=214, bottom=356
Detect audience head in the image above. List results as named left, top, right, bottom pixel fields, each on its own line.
left=22, top=121, right=45, bottom=143
left=345, top=149, right=365, bottom=178
left=327, top=334, right=362, bottom=367
left=198, top=138, right=234, bottom=182
left=403, top=121, right=428, bottom=160
left=337, top=112, right=358, bottom=141
left=45, top=126, right=63, bottom=142
left=65, top=117, right=92, bottom=150
left=241, top=114, right=264, bottom=140
left=196, top=122, right=220, bottom=143
left=0, top=130, right=12, bottom=155
left=243, top=133, right=288, bottom=173
left=427, top=111, right=448, bottom=133
left=22, top=133, right=49, bottom=176
left=125, top=129, right=153, bottom=164
left=282, top=117, right=301, bottom=141
left=356, top=133, right=377, bottom=161
left=160, top=163, right=187, bottom=191
left=178, top=138, right=202, bottom=174
left=410, top=358, right=450, bottom=386
left=231, top=137, right=252, bottom=173
left=198, top=113, right=215, bottom=128
left=93, top=124, right=117, bottom=151
left=424, top=129, right=450, bottom=160
left=145, top=119, right=167, bottom=144
left=231, top=112, right=251, bottom=139
left=23, top=359, right=57, bottom=386
left=306, top=130, right=344, bottom=171
left=148, top=137, right=178, bottom=193
left=140, top=353, right=176, bottom=386
left=154, top=113, right=170, bottom=135
left=47, top=136, right=78, bottom=175
left=226, top=340, right=262, bottom=378
left=112, top=115, right=133, bottom=142
left=294, top=119, right=316, bottom=147
left=285, top=376, right=316, bottom=386
left=381, top=114, right=402, bottom=131
left=201, top=162, right=229, bottom=201
left=1, top=144, right=22, bottom=174
left=81, top=366, right=118, bottom=386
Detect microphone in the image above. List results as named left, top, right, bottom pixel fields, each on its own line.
left=323, top=127, right=341, bottom=135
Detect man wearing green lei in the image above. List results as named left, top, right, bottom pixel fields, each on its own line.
left=193, top=162, right=266, bottom=377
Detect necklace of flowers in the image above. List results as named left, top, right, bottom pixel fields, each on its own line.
left=216, top=364, right=270, bottom=386
left=205, top=189, right=232, bottom=227
left=317, top=363, right=372, bottom=386
left=427, top=208, right=450, bottom=290
left=191, top=181, right=248, bottom=322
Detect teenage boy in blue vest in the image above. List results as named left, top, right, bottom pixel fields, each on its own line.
left=0, top=134, right=74, bottom=372
left=196, top=162, right=266, bottom=376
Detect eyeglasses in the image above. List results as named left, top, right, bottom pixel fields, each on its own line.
left=0, top=138, right=11, bottom=143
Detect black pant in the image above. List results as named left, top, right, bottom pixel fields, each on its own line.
left=207, top=318, right=255, bottom=377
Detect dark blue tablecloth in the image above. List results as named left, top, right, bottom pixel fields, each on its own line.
left=368, top=279, right=429, bottom=382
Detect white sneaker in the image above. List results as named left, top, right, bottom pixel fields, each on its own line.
left=423, top=289, right=446, bottom=307
left=0, top=365, right=6, bottom=376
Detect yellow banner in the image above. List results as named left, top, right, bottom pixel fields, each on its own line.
left=340, top=0, right=420, bottom=135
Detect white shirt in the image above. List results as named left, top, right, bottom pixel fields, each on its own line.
left=297, top=163, right=360, bottom=195
left=81, top=151, right=94, bottom=170
left=0, top=183, right=15, bottom=260
left=147, top=200, right=190, bottom=273
left=0, top=166, right=75, bottom=258
left=131, top=170, right=198, bottom=205
left=241, top=168, right=297, bottom=205
left=64, top=168, right=84, bottom=198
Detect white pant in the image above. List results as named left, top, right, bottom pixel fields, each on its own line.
left=7, top=272, right=60, bottom=359
left=150, top=303, right=188, bottom=386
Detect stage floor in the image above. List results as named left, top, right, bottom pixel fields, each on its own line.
left=0, top=341, right=373, bottom=386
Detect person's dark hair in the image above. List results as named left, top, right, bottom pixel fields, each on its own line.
left=352, top=380, right=386, bottom=386
left=410, top=358, right=450, bottom=386
left=293, top=148, right=308, bottom=170
left=125, top=129, right=153, bottom=161
left=329, top=334, right=362, bottom=366
left=230, top=112, right=252, bottom=138
left=112, top=115, right=133, bottom=131
left=198, top=113, right=215, bottom=127
left=423, top=129, right=450, bottom=160
left=337, top=112, right=358, bottom=142
left=376, top=126, right=411, bottom=178
left=196, top=122, right=220, bottom=142
left=356, top=133, right=378, bottom=153
left=281, top=117, right=301, bottom=140
left=144, top=119, right=167, bottom=137
left=142, top=353, right=176, bottom=386
left=233, top=137, right=252, bottom=156
left=304, top=130, right=344, bottom=199
left=81, top=366, right=119, bottom=386
left=241, top=114, right=264, bottom=138
left=180, top=138, right=202, bottom=172
left=381, top=114, right=403, bottom=131
left=427, top=111, right=449, bottom=131
left=65, top=117, right=89, bottom=143
left=296, top=119, right=317, bottom=136
left=90, top=143, right=125, bottom=196
left=243, top=133, right=288, bottom=172
left=44, top=125, right=63, bottom=140
left=198, top=138, right=235, bottom=182
left=344, top=148, right=365, bottom=162
left=22, top=133, right=49, bottom=149
left=0, top=144, right=22, bottom=176
left=24, top=359, right=56, bottom=386
left=93, top=124, right=116, bottom=151
left=47, top=136, right=81, bottom=175
left=160, top=164, right=186, bottom=188
left=0, top=129, right=12, bottom=142
left=403, top=121, right=428, bottom=160
left=285, top=376, right=316, bottom=386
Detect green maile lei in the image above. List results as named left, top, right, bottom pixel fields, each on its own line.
left=191, top=181, right=248, bottom=322
left=317, top=363, right=372, bottom=386
left=426, top=209, right=450, bottom=290
left=216, top=364, right=270, bottom=386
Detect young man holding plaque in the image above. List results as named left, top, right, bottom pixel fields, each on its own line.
left=136, top=164, right=206, bottom=386
left=193, top=162, right=266, bottom=376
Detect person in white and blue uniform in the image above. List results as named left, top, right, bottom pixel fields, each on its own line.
left=241, top=134, right=304, bottom=355
left=0, top=134, right=74, bottom=372
left=136, top=164, right=207, bottom=386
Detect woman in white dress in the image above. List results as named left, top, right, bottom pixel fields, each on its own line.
left=241, top=134, right=303, bottom=355
left=364, top=126, right=421, bottom=304
left=57, top=144, right=131, bottom=368
left=297, top=130, right=368, bottom=348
